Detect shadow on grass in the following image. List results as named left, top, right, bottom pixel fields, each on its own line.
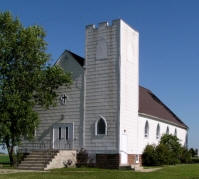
left=0, top=155, right=12, bottom=169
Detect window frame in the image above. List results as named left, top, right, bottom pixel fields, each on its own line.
left=144, top=120, right=149, bottom=138
left=65, top=126, right=69, bottom=140
left=59, top=127, right=62, bottom=140
left=135, top=155, right=139, bottom=163
left=174, top=128, right=177, bottom=137
left=166, top=126, right=169, bottom=134
left=95, top=116, right=107, bottom=136
left=185, top=133, right=188, bottom=148
left=156, top=123, right=160, bottom=139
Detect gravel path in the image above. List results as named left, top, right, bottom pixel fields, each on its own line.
left=135, top=167, right=162, bottom=172
left=0, top=167, right=161, bottom=174
left=0, top=169, right=43, bottom=174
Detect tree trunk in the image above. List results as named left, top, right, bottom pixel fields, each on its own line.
left=6, top=144, right=15, bottom=167
left=8, top=151, right=14, bottom=166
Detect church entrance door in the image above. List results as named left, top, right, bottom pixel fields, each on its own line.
left=120, top=134, right=128, bottom=165
left=52, top=123, right=73, bottom=150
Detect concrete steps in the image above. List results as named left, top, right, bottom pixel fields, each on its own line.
left=119, top=165, right=132, bottom=170
left=131, top=164, right=143, bottom=171
left=18, top=150, right=59, bottom=171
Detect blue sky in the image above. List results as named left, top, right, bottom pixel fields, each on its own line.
left=0, top=0, right=199, bottom=150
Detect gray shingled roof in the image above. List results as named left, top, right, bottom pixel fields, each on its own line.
left=67, top=50, right=84, bottom=66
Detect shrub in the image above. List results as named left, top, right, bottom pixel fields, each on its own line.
left=142, top=145, right=157, bottom=166
left=76, top=148, right=88, bottom=167
left=160, top=134, right=181, bottom=163
left=192, top=157, right=199, bottom=163
left=142, top=134, right=188, bottom=166
left=155, top=143, right=169, bottom=165
left=180, top=147, right=192, bottom=163
left=189, top=148, right=198, bottom=157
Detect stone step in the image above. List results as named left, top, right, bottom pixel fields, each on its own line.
left=20, top=161, right=47, bottom=164
left=19, top=163, right=46, bottom=168
left=24, top=156, right=49, bottom=159
left=18, top=166, right=44, bottom=171
left=17, top=150, right=76, bottom=170
left=31, top=150, right=59, bottom=155
left=20, top=162, right=48, bottom=166
left=24, top=158, right=51, bottom=162
left=131, top=165, right=143, bottom=171
left=17, top=150, right=60, bottom=170
left=32, top=150, right=59, bottom=152
left=26, top=153, right=58, bottom=158
left=28, top=153, right=56, bottom=157
left=25, top=155, right=53, bottom=158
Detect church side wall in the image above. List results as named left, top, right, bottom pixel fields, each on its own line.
left=84, top=21, right=120, bottom=155
left=137, top=114, right=188, bottom=154
left=20, top=52, right=84, bottom=152
left=119, top=20, right=139, bottom=156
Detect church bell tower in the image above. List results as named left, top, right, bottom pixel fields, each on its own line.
left=84, top=19, right=139, bottom=166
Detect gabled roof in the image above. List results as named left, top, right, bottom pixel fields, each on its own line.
left=55, top=50, right=85, bottom=67
left=66, top=50, right=84, bottom=66
left=139, top=86, right=188, bottom=129
left=60, top=50, right=188, bottom=129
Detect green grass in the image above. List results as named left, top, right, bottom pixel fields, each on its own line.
left=0, top=164, right=199, bottom=179
left=0, top=154, right=13, bottom=169
left=0, top=154, right=10, bottom=164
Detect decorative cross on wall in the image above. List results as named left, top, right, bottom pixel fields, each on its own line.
left=60, top=94, right=68, bottom=105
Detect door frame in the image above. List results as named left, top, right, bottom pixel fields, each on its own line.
left=52, top=123, right=74, bottom=149
left=120, top=133, right=128, bottom=165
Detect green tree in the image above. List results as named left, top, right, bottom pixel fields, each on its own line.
left=189, top=148, right=197, bottom=157
left=195, top=149, right=198, bottom=157
left=160, top=134, right=182, bottom=164
left=0, top=11, right=72, bottom=166
left=155, top=143, right=170, bottom=165
left=142, top=134, right=187, bottom=166
left=181, top=147, right=192, bottom=163
left=142, top=144, right=157, bottom=166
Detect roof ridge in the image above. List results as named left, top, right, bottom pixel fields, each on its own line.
left=139, top=86, right=188, bottom=128
left=65, top=50, right=85, bottom=60
left=65, top=50, right=85, bottom=66
left=149, top=89, right=187, bottom=128
left=139, top=85, right=151, bottom=92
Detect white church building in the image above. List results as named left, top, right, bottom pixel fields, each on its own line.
left=21, top=19, right=188, bottom=169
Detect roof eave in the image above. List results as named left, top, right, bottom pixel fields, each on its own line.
left=138, top=112, right=189, bottom=130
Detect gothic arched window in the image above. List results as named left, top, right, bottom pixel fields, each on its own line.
left=185, top=133, right=188, bottom=148
left=174, top=128, right=177, bottom=137
left=156, top=124, right=160, bottom=139
left=95, top=117, right=107, bottom=135
left=166, top=126, right=169, bottom=134
left=144, top=121, right=149, bottom=138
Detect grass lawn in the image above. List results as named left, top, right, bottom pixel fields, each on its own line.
left=0, top=154, right=12, bottom=169
left=0, top=164, right=199, bottom=179
left=0, top=154, right=10, bottom=164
